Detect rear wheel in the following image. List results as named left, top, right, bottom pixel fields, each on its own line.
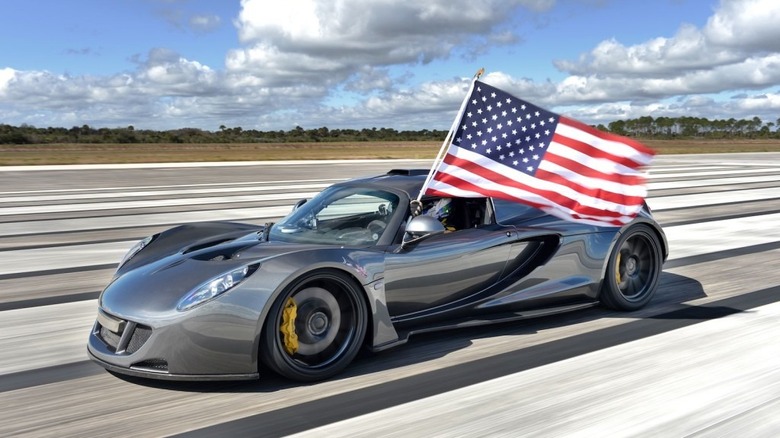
left=261, top=270, right=368, bottom=382
left=601, top=224, right=662, bottom=311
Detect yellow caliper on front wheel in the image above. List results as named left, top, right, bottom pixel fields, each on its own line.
left=280, top=298, right=299, bottom=355
left=615, top=252, right=622, bottom=284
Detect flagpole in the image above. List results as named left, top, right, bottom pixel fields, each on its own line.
left=414, top=68, right=484, bottom=209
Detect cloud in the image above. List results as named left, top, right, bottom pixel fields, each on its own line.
left=189, top=14, right=221, bottom=33
left=228, top=0, right=543, bottom=88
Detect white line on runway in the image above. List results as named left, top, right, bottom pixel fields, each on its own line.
left=0, top=191, right=319, bottom=216
left=647, top=167, right=780, bottom=179
left=648, top=174, right=780, bottom=191
left=1, top=206, right=290, bottom=237
left=0, top=183, right=331, bottom=203
left=0, top=178, right=344, bottom=196
left=649, top=187, right=780, bottom=211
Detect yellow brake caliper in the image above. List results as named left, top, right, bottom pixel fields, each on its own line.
left=615, top=252, right=622, bottom=285
left=280, top=298, right=299, bottom=355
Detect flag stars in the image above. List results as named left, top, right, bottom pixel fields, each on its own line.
left=532, top=154, right=539, bottom=160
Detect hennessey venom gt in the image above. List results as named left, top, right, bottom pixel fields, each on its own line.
left=88, top=169, right=667, bottom=382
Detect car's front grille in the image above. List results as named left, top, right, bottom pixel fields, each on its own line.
left=126, top=325, right=152, bottom=354
left=131, top=359, right=168, bottom=373
left=99, top=326, right=122, bottom=351
left=95, top=311, right=152, bottom=354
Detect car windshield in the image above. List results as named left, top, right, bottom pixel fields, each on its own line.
left=270, top=186, right=401, bottom=246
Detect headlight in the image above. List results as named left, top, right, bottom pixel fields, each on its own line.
left=118, top=234, right=157, bottom=269
left=177, top=264, right=259, bottom=311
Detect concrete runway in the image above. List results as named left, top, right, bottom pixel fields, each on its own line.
left=0, top=154, right=778, bottom=437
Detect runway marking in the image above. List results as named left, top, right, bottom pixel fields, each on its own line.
left=0, top=183, right=331, bottom=203
left=649, top=187, right=780, bottom=211
left=0, top=206, right=291, bottom=236
left=0, top=191, right=320, bottom=215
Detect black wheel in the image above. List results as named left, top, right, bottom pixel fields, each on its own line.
left=261, top=270, right=368, bottom=382
left=601, top=224, right=662, bottom=311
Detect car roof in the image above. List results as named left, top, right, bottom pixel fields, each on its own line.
left=338, top=169, right=428, bottom=198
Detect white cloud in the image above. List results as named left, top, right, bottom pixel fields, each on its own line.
left=228, top=0, right=540, bottom=88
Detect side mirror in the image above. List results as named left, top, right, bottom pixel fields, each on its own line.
left=400, top=215, right=446, bottom=249
left=292, top=199, right=307, bottom=212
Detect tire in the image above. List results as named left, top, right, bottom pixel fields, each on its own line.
left=600, top=224, right=663, bottom=311
left=261, top=270, right=368, bottom=382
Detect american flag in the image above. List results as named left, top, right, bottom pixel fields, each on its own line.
left=425, top=80, right=655, bottom=227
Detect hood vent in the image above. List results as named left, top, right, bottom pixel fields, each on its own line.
left=182, top=238, right=235, bottom=255
left=190, top=243, right=257, bottom=262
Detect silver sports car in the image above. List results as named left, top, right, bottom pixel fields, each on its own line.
left=88, top=169, right=667, bottom=382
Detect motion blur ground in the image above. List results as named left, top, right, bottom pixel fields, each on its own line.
left=1, top=155, right=779, bottom=435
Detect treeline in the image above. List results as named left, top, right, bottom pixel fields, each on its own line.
left=601, top=116, right=780, bottom=138
left=2, top=115, right=780, bottom=144
left=0, top=124, right=448, bottom=145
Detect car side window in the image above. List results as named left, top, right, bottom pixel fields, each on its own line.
left=420, top=197, right=492, bottom=231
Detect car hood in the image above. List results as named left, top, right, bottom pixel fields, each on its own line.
left=100, top=227, right=351, bottom=321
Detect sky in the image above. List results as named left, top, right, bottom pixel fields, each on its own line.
left=1, top=0, right=779, bottom=132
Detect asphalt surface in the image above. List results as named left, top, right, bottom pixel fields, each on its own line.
left=1, top=154, right=779, bottom=437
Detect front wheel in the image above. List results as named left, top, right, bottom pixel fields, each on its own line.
left=600, top=224, right=663, bottom=311
left=261, top=270, right=368, bottom=382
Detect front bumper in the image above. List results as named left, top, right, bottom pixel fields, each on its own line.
left=87, top=306, right=261, bottom=381
left=87, top=349, right=258, bottom=381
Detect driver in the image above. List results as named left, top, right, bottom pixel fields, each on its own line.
left=422, top=198, right=455, bottom=231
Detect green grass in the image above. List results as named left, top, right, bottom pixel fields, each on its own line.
left=2, top=139, right=780, bottom=165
